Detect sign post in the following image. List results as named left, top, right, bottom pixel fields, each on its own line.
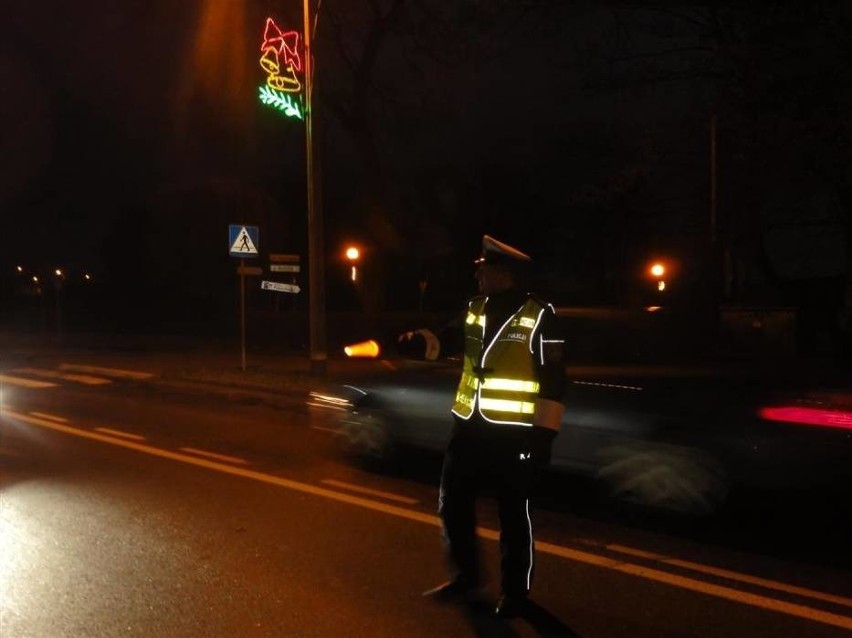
left=229, top=225, right=260, bottom=371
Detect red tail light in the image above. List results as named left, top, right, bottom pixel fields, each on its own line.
left=759, top=406, right=852, bottom=431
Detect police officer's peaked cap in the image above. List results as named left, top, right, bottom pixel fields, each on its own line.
left=475, top=235, right=532, bottom=266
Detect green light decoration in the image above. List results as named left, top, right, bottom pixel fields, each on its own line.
left=258, top=86, right=303, bottom=119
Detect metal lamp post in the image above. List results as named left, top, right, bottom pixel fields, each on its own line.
left=303, top=0, right=327, bottom=376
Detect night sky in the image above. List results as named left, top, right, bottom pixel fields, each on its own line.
left=2, top=2, right=850, bottom=339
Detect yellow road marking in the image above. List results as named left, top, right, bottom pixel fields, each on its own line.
left=94, top=427, right=145, bottom=441
left=604, top=543, right=852, bottom=609
left=28, top=412, right=68, bottom=423
left=179, top=447, right=248, bottom=465
left=14, top=367, right=111, bottom=385
left=0, top=375, right=56, bottom=389
left=7, top=409, right=852, bottom=632
left=58, top=364, right=154, bottom=380
left=321, top=479, right=420, bottom=505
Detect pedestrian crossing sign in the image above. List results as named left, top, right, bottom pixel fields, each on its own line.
left=229, top=225, right=260, bottom=257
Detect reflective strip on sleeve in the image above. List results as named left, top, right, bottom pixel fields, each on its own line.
left=465, top=313, right=485, bottom=328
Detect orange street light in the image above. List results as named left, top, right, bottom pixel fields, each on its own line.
left=649, top=263, right=665, bottom=278
left=345, top=245, right=361, bottom=282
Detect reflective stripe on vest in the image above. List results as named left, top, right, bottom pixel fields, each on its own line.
left=451, top=296, right=546, bottom=426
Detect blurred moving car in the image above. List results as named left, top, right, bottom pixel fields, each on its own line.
left=309, top=350, right=852, bottom=516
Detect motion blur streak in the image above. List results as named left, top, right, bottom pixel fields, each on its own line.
left=759, top=406, right=852, bottom=431
left=343, top=340, right=381, bottom=358
left=6, top=410, right=852, bottom=631
left=307, top=391, right=352, bottom=411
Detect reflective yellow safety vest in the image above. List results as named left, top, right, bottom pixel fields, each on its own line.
left=451, top=296, right=547, bottom=427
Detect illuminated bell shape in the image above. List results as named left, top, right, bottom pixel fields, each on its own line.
left=260, top=47, right=280, bottom=75
left=268, top=71, right=300, bottom=93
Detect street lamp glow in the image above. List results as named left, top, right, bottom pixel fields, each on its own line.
left=54, top=268, right=64, bottom=278
left=345, top=246, right=360, bottom=261
left=650, top=263, right=665, bottom=278
left=16, top=265, right=23, bottom=273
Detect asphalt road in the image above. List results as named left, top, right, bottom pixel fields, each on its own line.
left=1, top=348, right=851, bottom=637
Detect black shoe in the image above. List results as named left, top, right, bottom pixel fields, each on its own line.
left=494, top=595, right=529, bottom=619
left=423, top=579, right=483, bottom=604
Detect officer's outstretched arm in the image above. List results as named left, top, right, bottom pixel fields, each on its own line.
left=533, top=398, right=564, bottom=432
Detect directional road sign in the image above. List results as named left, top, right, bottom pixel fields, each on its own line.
left=229, top=225, right=260, bottom=258
left=261, top=280, right=301, bottom=294
left=270, top=264, right=300, bottom=273
left=270, top=253, right=300, bottom=263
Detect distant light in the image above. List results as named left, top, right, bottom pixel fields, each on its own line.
left=54, top=269, right=63, bottom=278
left=15, top=265, right=23, bottom=273
left=344, top=340, right=380, bottom=358
left=657, top=280, right=666, bottom=291
left=83, top=273, right=92, bottom=281
left=32, top=276, right=38, bottom=283
left=760, top=406, right=852, bottom=431
left=350, top=266, right=358, bottom=282
left=345, top=246, right=360, bottom=261
left=645, top=306, right=663, bottom=312
left=650, top=263, right=665, bottom=278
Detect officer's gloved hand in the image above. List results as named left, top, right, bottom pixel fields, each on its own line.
left=396, top=329, right=440, bottom=360
left=529, top=427, right=557, bottom=469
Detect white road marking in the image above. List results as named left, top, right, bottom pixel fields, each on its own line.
left=93, top=427, right=146, bottom=441
left=58, top=364, right=154, bottom=380
left=179, top=447, right=248, bottom=465
left=0, top=374, right=56, bottom=389
left=6, top=408, right=852, bottom=633
left=14, top=367, right=111, bottom=385
left=321, top=479, right=420, bottom=505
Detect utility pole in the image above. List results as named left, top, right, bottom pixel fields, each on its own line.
left=303, top=0, right=327, bottom=376
left=710, top=113, right=717, bottom=246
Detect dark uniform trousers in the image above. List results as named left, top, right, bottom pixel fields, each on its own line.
left=438, top=416, right=537, bottom=597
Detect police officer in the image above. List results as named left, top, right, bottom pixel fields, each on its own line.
left=412, top=235, right=566, bottom=618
